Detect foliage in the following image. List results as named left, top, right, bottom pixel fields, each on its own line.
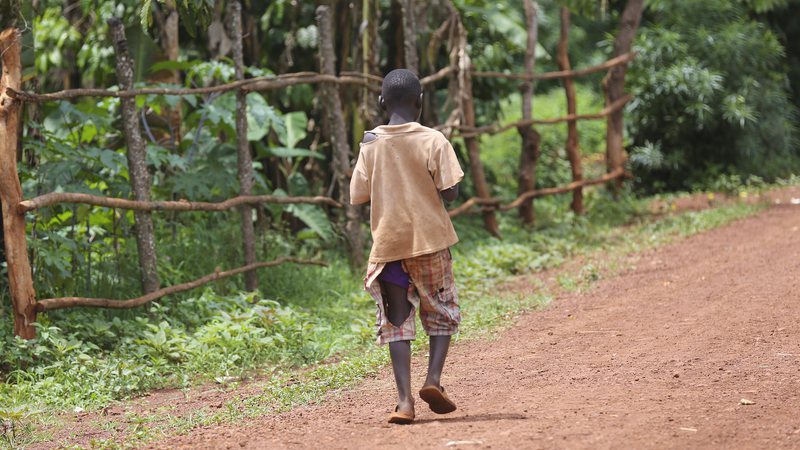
left=626, top=0, right=800, bottom=192
left=139, top=0, right=214, bottom=38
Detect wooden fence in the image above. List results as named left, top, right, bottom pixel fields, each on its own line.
left=0, top=1, right=639, bottom=338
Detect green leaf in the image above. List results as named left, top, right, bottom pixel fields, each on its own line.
left=282, top=111, right=308, bottom=149
left=80, top=123, right=97, bottom=143
left=246, top=93, right=281, bottom=141
left=285, top=204, right=335, bottom=242
left=139, top=0, right=154, bottom=29
left=287, top=172, right=310, bottom=196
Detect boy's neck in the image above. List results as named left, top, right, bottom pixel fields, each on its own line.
left=386, top=108, right=420, bottom=126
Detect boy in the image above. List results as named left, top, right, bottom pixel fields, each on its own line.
left=350, top=69, right=464, bottom=424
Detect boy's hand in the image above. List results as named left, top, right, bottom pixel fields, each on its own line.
left=440, top=184, right=459, bottom=203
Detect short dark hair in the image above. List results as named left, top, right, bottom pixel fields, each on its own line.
left=382, top=69, right=421, bottom=108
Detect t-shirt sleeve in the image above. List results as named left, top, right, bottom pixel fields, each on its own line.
left=429, top=139, right=464, bottom=191
left=350, top=148, right=370, bottom=205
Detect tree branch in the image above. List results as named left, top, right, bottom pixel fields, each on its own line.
left=447, top=168, right=628, bottom=217
left=472, top=52, right=635, bottom=81
left=7, top=72, right=381, bottom=102
left=452, top=94, right=632, bottom=138
left=17, top=192, right=342, bottom=213
left=8, top=54, right=633, bottom=103
left=36, top=257, right=327, bottom=311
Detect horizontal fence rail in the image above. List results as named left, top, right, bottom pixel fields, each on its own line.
left=18, top=192, right=342, bottom=213
left=36, top=257, right=327, bottom=312
left=472, top=52, right=635, bottom=81
left=447, top=95, right=633, bottom=138
left=7, top=53, right=634, bottom=104
left=447, top=168, right=628, bottom=218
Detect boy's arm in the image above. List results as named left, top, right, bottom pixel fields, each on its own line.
left=430, top=138, right=465, bottom=203
left=350, top=137, right=374, bottom=205
left=440, top=184, right=459, bottom=203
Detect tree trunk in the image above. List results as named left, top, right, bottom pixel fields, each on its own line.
left=317, top=4, right=365, bottom=269
left=155, top=0, right=182, bottom=145
left=0, top=28, right=37, bottom=338
left=109, top=18, right=160, bottom=294
left=517, top=0, right=539, bottom=225
left=364, top=0, right=381, bottom=127
left=395, top=0, right=419, bottom=73
left=227, top=1, right=258, bottom=292
left=603, top=0, right=644, bottom=188
left=455, top=17, right=500, bottom=237
left=557, top=6, right=583, bottom=214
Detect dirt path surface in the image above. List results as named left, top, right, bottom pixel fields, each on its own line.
left=156, top=200, right=800, bottom=450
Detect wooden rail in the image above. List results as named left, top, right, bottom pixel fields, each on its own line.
left=445, top=95, right=632, bottom=138
left=7, top=54, right=634, bottom=104
left=472, top=52, right=635, bottom=81
left=447, top=168, right=627, bottom=217
left=36, top=257, right=326, bottom=311
left=17, top=192, right=341, bottom=213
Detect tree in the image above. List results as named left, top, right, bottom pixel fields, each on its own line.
left=110, top=18, right=161, bottom=294
left=1, top=25, right=38, bottom=338
left=603, top=0, right=643, bottom=187
left=517, top=0, right=541, bottom=225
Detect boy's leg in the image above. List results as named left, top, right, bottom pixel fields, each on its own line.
left=424, top=335, right=451, bottom=388
left=381, top=280, right=415, bottom=416
left=403, top=249, right=459, bottom=414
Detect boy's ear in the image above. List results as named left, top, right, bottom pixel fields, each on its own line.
left=379, top=95, right=386, bottom=110
left=417, top=92, right=423, bottom=108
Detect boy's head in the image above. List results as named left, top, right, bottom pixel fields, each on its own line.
left=380, top=69, right=422, bottom=113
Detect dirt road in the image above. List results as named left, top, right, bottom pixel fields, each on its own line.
left=158, top=198, right=800, bottom=449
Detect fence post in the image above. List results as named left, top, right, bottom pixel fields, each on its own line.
left=557, top=6, right=583, bottom=214
left=317, top=4, right=366, bottom=269
left=228, top=1, right=258, bottom=292
left=0, top=28, right=37, bottom=338
left=455, top=17, right=500, bottom=237
left=517, top=0, right=540, bottom=226
left=603, top=0, right=643, bottom=188
left=109, top=18, right=160, bottom=294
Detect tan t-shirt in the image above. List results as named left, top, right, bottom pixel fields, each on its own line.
left=350, top=122, right=464, bottom=263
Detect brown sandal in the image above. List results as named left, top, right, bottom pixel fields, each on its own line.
left=387, top=405, right=415, bottom=424
left=419, top=385, right=457, bottom=414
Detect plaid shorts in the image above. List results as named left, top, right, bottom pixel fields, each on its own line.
left=365, top=248, right=460, bottom=345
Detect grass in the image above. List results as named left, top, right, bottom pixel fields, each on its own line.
left=0, top=181, right=777, bottom=449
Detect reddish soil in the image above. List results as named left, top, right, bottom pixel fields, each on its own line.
left=141, top=190, right=800, bottom=449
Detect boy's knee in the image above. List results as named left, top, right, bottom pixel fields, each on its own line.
left=387, top=305, right=415, bottom=327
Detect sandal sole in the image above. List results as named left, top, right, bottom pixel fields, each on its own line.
left=419, top=386, right=457, bottom=414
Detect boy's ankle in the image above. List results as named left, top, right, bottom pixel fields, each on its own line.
left=396, top=398, right=414, bottom=411
left=423, top=379, right=441, bottom=388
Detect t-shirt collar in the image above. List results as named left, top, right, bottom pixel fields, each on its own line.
left=370, top=122, right=424, bottom=134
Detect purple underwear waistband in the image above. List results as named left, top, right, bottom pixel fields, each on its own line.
left=378, top=260, right=410, bottom=288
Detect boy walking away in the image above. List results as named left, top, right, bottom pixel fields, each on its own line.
left=350, top=69, right=464, bottom=424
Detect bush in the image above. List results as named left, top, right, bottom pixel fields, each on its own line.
left=626, top=0, right=800, bottom=192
